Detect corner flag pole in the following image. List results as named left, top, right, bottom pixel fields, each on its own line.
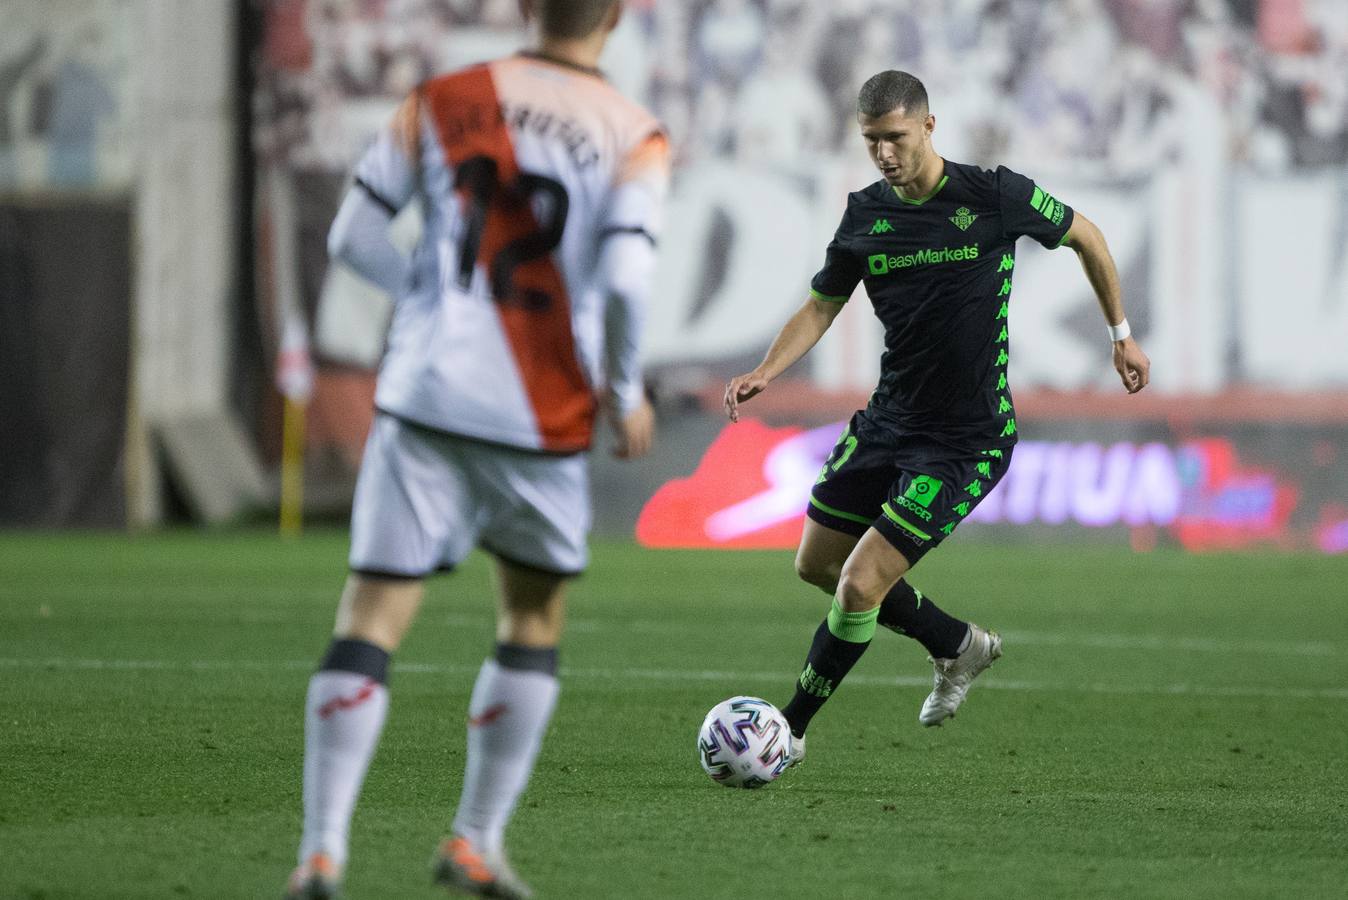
left=275, top=307, right=313, bottom=538
left=266, top=166, right=315, bottom=539
left=280, top=394, right=307, bottom=537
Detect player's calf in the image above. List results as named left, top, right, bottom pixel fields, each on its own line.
left=780, top=599, right=878, bottom=738
left=877, top=580, right=970, bottom=660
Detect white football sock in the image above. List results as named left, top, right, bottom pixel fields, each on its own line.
left=451, top=658, right=559, bottom=858
left=299, top=671, right=389, bottom=867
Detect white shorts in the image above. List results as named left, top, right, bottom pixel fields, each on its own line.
left=348, top=414, right=591, bottom=577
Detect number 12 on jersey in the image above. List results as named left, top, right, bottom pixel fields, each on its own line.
left=452, top=154, right=569, bottom=312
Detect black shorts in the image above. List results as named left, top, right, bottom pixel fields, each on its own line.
left=807, top=411, right=1013, bottom=566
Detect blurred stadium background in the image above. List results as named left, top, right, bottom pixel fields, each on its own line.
left=4, top=3, right=1348, bottom=898
left=2, top=0, right=1346, bottom=553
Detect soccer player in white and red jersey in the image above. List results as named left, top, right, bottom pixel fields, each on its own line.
left=285, top=3, right=668, bottom=897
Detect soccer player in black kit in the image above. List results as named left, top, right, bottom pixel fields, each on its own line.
left=724, top=71, right=1150, bottom=765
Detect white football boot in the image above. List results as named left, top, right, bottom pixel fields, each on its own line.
left=919, top=624, right=1002, bottom=727
left=284, top=852, right=342, bottom=900
left=787, top=732, right=806, bottom=768
left=433, top=836, right=533, bottom=900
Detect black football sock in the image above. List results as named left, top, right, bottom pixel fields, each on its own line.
left=877, top=579, right=969, bottom=660
left=781, top=600, right=878, bottom=737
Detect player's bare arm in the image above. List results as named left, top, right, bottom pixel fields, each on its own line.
left=724, top=296, right=844, bottom=422
left=1062, top=211, right=1151, bottom=394
left=607, top=395, right=654, bottom=459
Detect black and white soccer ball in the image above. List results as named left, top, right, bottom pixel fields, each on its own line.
left=697, top=696, right=792, bottom=788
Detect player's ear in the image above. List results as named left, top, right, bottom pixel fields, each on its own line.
left=605, top=0, right=623, bottom=33
left=925, top=113, right=936, bottom=138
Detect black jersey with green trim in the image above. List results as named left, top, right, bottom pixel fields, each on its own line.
left=809, top=159, right=1073, bottom=450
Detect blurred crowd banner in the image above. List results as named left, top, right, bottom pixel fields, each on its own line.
left=0, top=1, right=137, bottom=526
left=3, top=1, right=241, bottom=529
left=0, top=0, right=133, bottom=193
left=251, top=0, right=1348, bottom=550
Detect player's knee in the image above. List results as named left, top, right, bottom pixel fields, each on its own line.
left=794, top=555, right=840, bottom=594
left=834, top=569, right=884, bottom=613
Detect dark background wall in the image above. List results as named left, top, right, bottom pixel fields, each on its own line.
left=0, top=199, right=131, bottom=527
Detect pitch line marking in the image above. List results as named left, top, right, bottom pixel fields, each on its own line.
left=1, top=657, right=1346, bottom=701
left=438, top=615, right=1336, bottom=658
left=24, top=610, right=1330, bottom=658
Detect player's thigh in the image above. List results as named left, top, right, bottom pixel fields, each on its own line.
left=348, top=415, right=484, bottom=578
left=795, top=517, right=861, bottom=593
left=333, top=572, right=426, bottom=651
left=806, top=413, right=896, bottom=541
left=476, top=449, right=591, bottom=578
left=871, top=443, right=1013, bottom=568
left=835, top=527, right=913, bottom=612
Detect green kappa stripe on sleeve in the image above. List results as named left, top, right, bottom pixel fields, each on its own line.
left=809, top=288, right=849, bottom=304
left=1031, top=185, right=1052, bottom=214
left=809, top=496, right=872, bottom=525
left=1030, top=184, right=1065, bottom=225
left=880, top=502, right=933, bottom=540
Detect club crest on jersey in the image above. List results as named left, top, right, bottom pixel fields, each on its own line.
left=949, top=207, right=978, bottom=231
left=869, top=218, right=894, bottom=235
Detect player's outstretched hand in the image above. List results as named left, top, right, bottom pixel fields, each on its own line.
left=611, top=397, right=655, bottom=459
left=1113, top=337, right=1150, bottom=394
left=724, top=371, right=769, bottom=422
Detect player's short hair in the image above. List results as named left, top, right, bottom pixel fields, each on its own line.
left=536, top=0, right=618, bottom=39
left=857, top=70, right=929, bottom=119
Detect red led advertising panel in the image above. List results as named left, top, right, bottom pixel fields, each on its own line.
left=637, top=419, right=1346, bottom=554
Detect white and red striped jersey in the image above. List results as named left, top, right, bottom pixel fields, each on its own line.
left=349, top=53, right=669, bottom=453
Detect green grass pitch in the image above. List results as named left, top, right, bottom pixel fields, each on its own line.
left=2, top=530, right=1346, bottom=899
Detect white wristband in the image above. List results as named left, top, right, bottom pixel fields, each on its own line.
left=1107, top=318, right=1131, bottom=342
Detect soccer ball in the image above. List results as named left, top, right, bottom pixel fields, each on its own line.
left=697, top=696, right=793, bottom=788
